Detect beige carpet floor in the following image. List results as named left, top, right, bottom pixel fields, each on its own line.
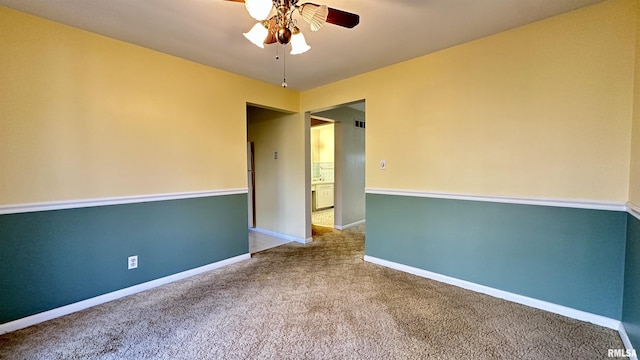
left=0, top=225, right=624, bottom=359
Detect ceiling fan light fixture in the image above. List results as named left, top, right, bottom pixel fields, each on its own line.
left=290, top=28, right=310, bottom=55
left=243, top=22, right=269, bottom=48
left=299, top=3, right=328, bottom=32
left=231, top=0, right=359, bottom=85
left=244, top=0, right=273, bottom=21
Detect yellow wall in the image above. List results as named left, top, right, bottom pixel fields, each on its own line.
left=630, top=0, right=640, bottom=207
left=2, top=0, right=638, bottom=207
left=301, top=0, right=636, bottom=202
left=311, top=124, right=334, bottom=164
left=0, top=6, right=298, bottom=205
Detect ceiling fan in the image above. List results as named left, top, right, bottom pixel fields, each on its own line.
left=227, top=0, right=360, bottom=55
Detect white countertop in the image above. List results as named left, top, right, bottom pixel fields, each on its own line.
left=312, top=181, right=334, bottom=185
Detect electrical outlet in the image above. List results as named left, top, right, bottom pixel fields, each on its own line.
left=379, top=160, right=386, bottom=170
left=128, top=255, right=138, bottom=270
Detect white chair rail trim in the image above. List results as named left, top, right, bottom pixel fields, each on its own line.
left=0, top=188, right=249, bottom=215
left=365, top=188, right=628, bottom=212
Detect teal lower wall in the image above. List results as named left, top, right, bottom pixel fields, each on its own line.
left=0, top=194, right=248, bottom=324
left=365, top=194, right=627, bottom=319
left=623, top=213, right=640, bottom=347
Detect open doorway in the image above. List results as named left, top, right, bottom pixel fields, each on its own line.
left=310, top=119, right=335, bottom=227
left=246, top=104, right=303, bottom=253
left=308, top=100, right=366, bottom=231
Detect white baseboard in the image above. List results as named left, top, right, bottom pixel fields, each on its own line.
left=363, top=255, right=620, bottom=330
left=619, top=323, right=638, bottom=360
left=251, top=227, right=310, bottom=244
left=0, top=253, right=250, bottom=335
left=335, top=219, right=366, bottom=230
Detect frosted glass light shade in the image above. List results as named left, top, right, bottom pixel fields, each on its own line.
left=245, top=0, right=272, bottom=21
left=300, top=3, right=328, bottom=31
left=243, top=23, right=268, bottom=48
left=290, top=32, right=310, bottom=55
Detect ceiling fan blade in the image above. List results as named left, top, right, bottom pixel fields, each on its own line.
left=298, top=3, right=359, bottom=29
left=325, top=6, right=360, bottom=28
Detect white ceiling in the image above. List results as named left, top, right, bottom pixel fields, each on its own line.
left=0, top=0, right=604, bottom=90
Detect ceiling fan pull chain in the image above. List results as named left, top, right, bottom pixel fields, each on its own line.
left=282, top=47, right=287, bottom=88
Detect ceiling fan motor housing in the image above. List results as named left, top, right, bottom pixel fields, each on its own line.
left=272, top=0, right=296, bottom=44
left=277, top=26, right=292, bottom=44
